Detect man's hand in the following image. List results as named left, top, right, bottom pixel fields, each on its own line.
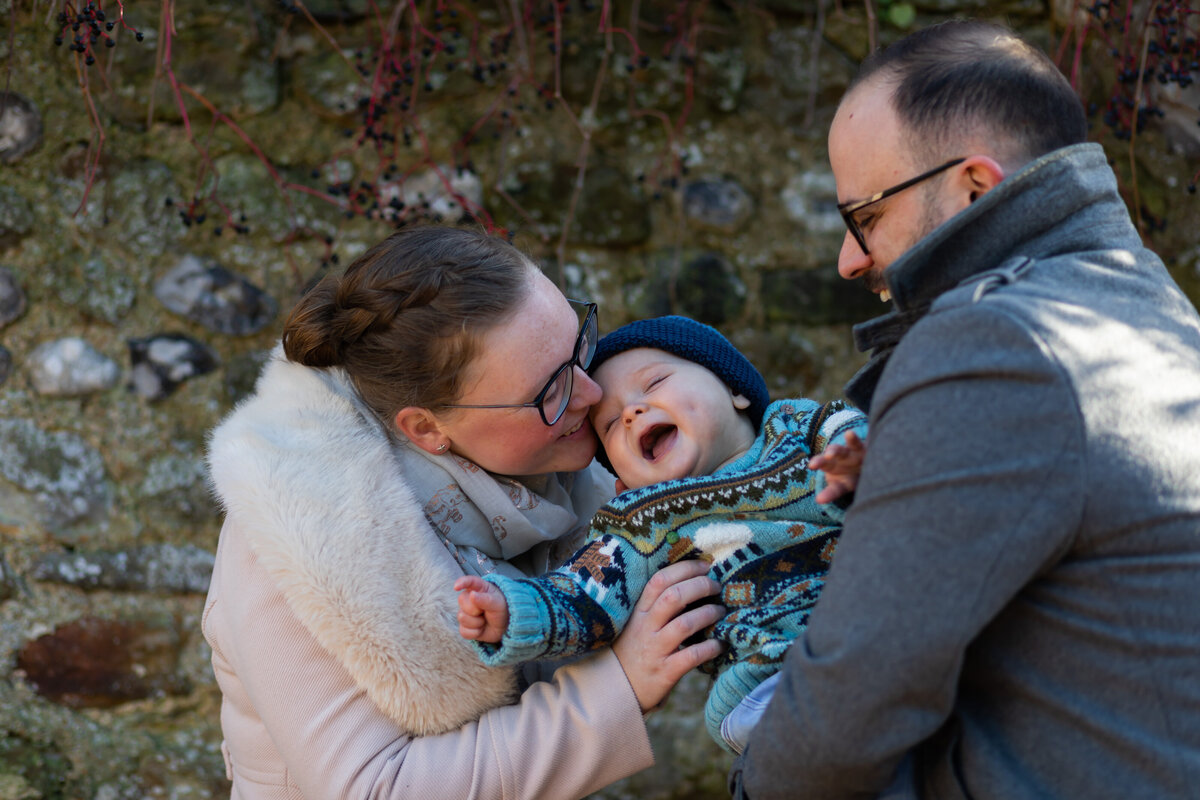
left=810, top=430, right=866, bottom=504
left=454, top=575, right=511, bottom=643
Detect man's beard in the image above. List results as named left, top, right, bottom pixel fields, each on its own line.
left=859, top=188, right=944, bottom=299
left=860, top=269, right=888, bottom=295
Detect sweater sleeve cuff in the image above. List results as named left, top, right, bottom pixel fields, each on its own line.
left=473, top=575, right=553, bottom=666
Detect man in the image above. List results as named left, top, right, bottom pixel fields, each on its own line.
left=729, top=19, right=1200, bottom=799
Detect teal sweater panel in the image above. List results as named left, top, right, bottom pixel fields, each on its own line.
left=475, top=398, right=868, bottom=749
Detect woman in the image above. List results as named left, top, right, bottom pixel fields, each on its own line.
left=201, top=226, right=724, bottom=798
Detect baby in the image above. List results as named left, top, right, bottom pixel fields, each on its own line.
left=456, top=315, right=866, bottom=753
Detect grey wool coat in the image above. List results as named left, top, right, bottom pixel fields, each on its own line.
left=731, top=143, right=1200, bottom=799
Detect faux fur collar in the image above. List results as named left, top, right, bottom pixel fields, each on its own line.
left=207, top=351, right=518, bottom=735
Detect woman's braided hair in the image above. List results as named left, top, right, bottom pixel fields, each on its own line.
left=282, top=226, right=535, bottom=427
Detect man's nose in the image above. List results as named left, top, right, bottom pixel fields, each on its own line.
left=837, top=230, right=873, bottom=281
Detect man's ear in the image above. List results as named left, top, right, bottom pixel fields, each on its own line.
left=394, top=406, right=451, bottom=455
left=732, top=393, right=752, bottom=410
left=959, top=155, right=1006, bottom=204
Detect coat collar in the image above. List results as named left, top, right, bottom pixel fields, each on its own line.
left=207, top=349, right=521, bottom=735
left=845, top=143, right=1134, bottom=410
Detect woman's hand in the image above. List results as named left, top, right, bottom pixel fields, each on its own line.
left=612, top=559, right=725, bottom=713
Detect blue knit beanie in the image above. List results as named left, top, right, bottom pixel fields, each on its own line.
left=588, top=316, right=770, bottom=475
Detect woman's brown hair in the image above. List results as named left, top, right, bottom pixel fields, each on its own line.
left=282, top=226, right=535, bottom=426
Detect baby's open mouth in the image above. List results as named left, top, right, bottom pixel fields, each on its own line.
left=639, top=424, right=677, bottom=461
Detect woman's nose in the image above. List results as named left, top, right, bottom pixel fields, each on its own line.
left=569, top=365, right=602, bottom=408
left=837, top=230, right=874, bottom=281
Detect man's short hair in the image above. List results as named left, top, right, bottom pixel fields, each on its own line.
left=848, top=20, right=1088, bottom=166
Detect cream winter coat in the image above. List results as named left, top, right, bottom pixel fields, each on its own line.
left=202, top=352, right=653, bottom=798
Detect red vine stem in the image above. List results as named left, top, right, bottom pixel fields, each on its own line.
left=71, top=55, right=106, bottom=215
left=1127, top=10, right=1152, bottom=234
left=294, top=0, right=361, bottom=78
left=553, top=0, right=613, bottom=283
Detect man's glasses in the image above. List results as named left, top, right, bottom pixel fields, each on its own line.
left=838, top=158, right=965, bottom=255
left=443, top=300, right=598, bottom=427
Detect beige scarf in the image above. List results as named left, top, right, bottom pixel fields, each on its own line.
left=332, top=366, right=613, bottom=579
left=395, top=440, right=614, bottom=579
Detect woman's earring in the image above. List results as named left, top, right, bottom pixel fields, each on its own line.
left=436, top=443, right=448, bottom=453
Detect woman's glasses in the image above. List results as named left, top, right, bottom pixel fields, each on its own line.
left=443, top=300, right=598, bottom=426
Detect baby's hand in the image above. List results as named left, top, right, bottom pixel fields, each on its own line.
left=810, top=430, right=866, bottom=504
left=454, top=575, right=511, bottom=643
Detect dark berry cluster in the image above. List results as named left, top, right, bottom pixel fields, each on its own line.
left=53, top=0, right=142, bottom=65
left=1089, top=0, right=1198, bottom=150
left=153, top=0, right=706, bottom=254
left=164, top=197, right=251, bottom=235
left=313, top=0, right=674, bottom=229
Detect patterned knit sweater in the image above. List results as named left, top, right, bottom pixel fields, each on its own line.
left=475, top=398, right=869, bottom=749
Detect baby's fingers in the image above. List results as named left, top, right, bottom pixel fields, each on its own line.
left=457, top=586, right=486, bottom=616
left=475, top=587, right=507, bottom=613
left=815, top=483, right=845, bottom=504
left=458, top=606, right=486, bottom=639
left=454, top=575, right=487, bottom=593
left=809, top=450, right=839, bottom=473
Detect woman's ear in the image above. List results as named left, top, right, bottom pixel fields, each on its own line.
left=394, top=407, right=451, bottom=455
left=732, top=393, right=752, bottom=410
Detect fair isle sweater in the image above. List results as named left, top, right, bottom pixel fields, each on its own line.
left=476, top=398, right=869, bottom=749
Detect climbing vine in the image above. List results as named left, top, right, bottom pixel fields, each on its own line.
left=13, top=0, right=1200, bottom=254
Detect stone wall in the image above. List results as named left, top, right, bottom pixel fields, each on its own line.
left=0, top=0, right=1197, bottom=796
